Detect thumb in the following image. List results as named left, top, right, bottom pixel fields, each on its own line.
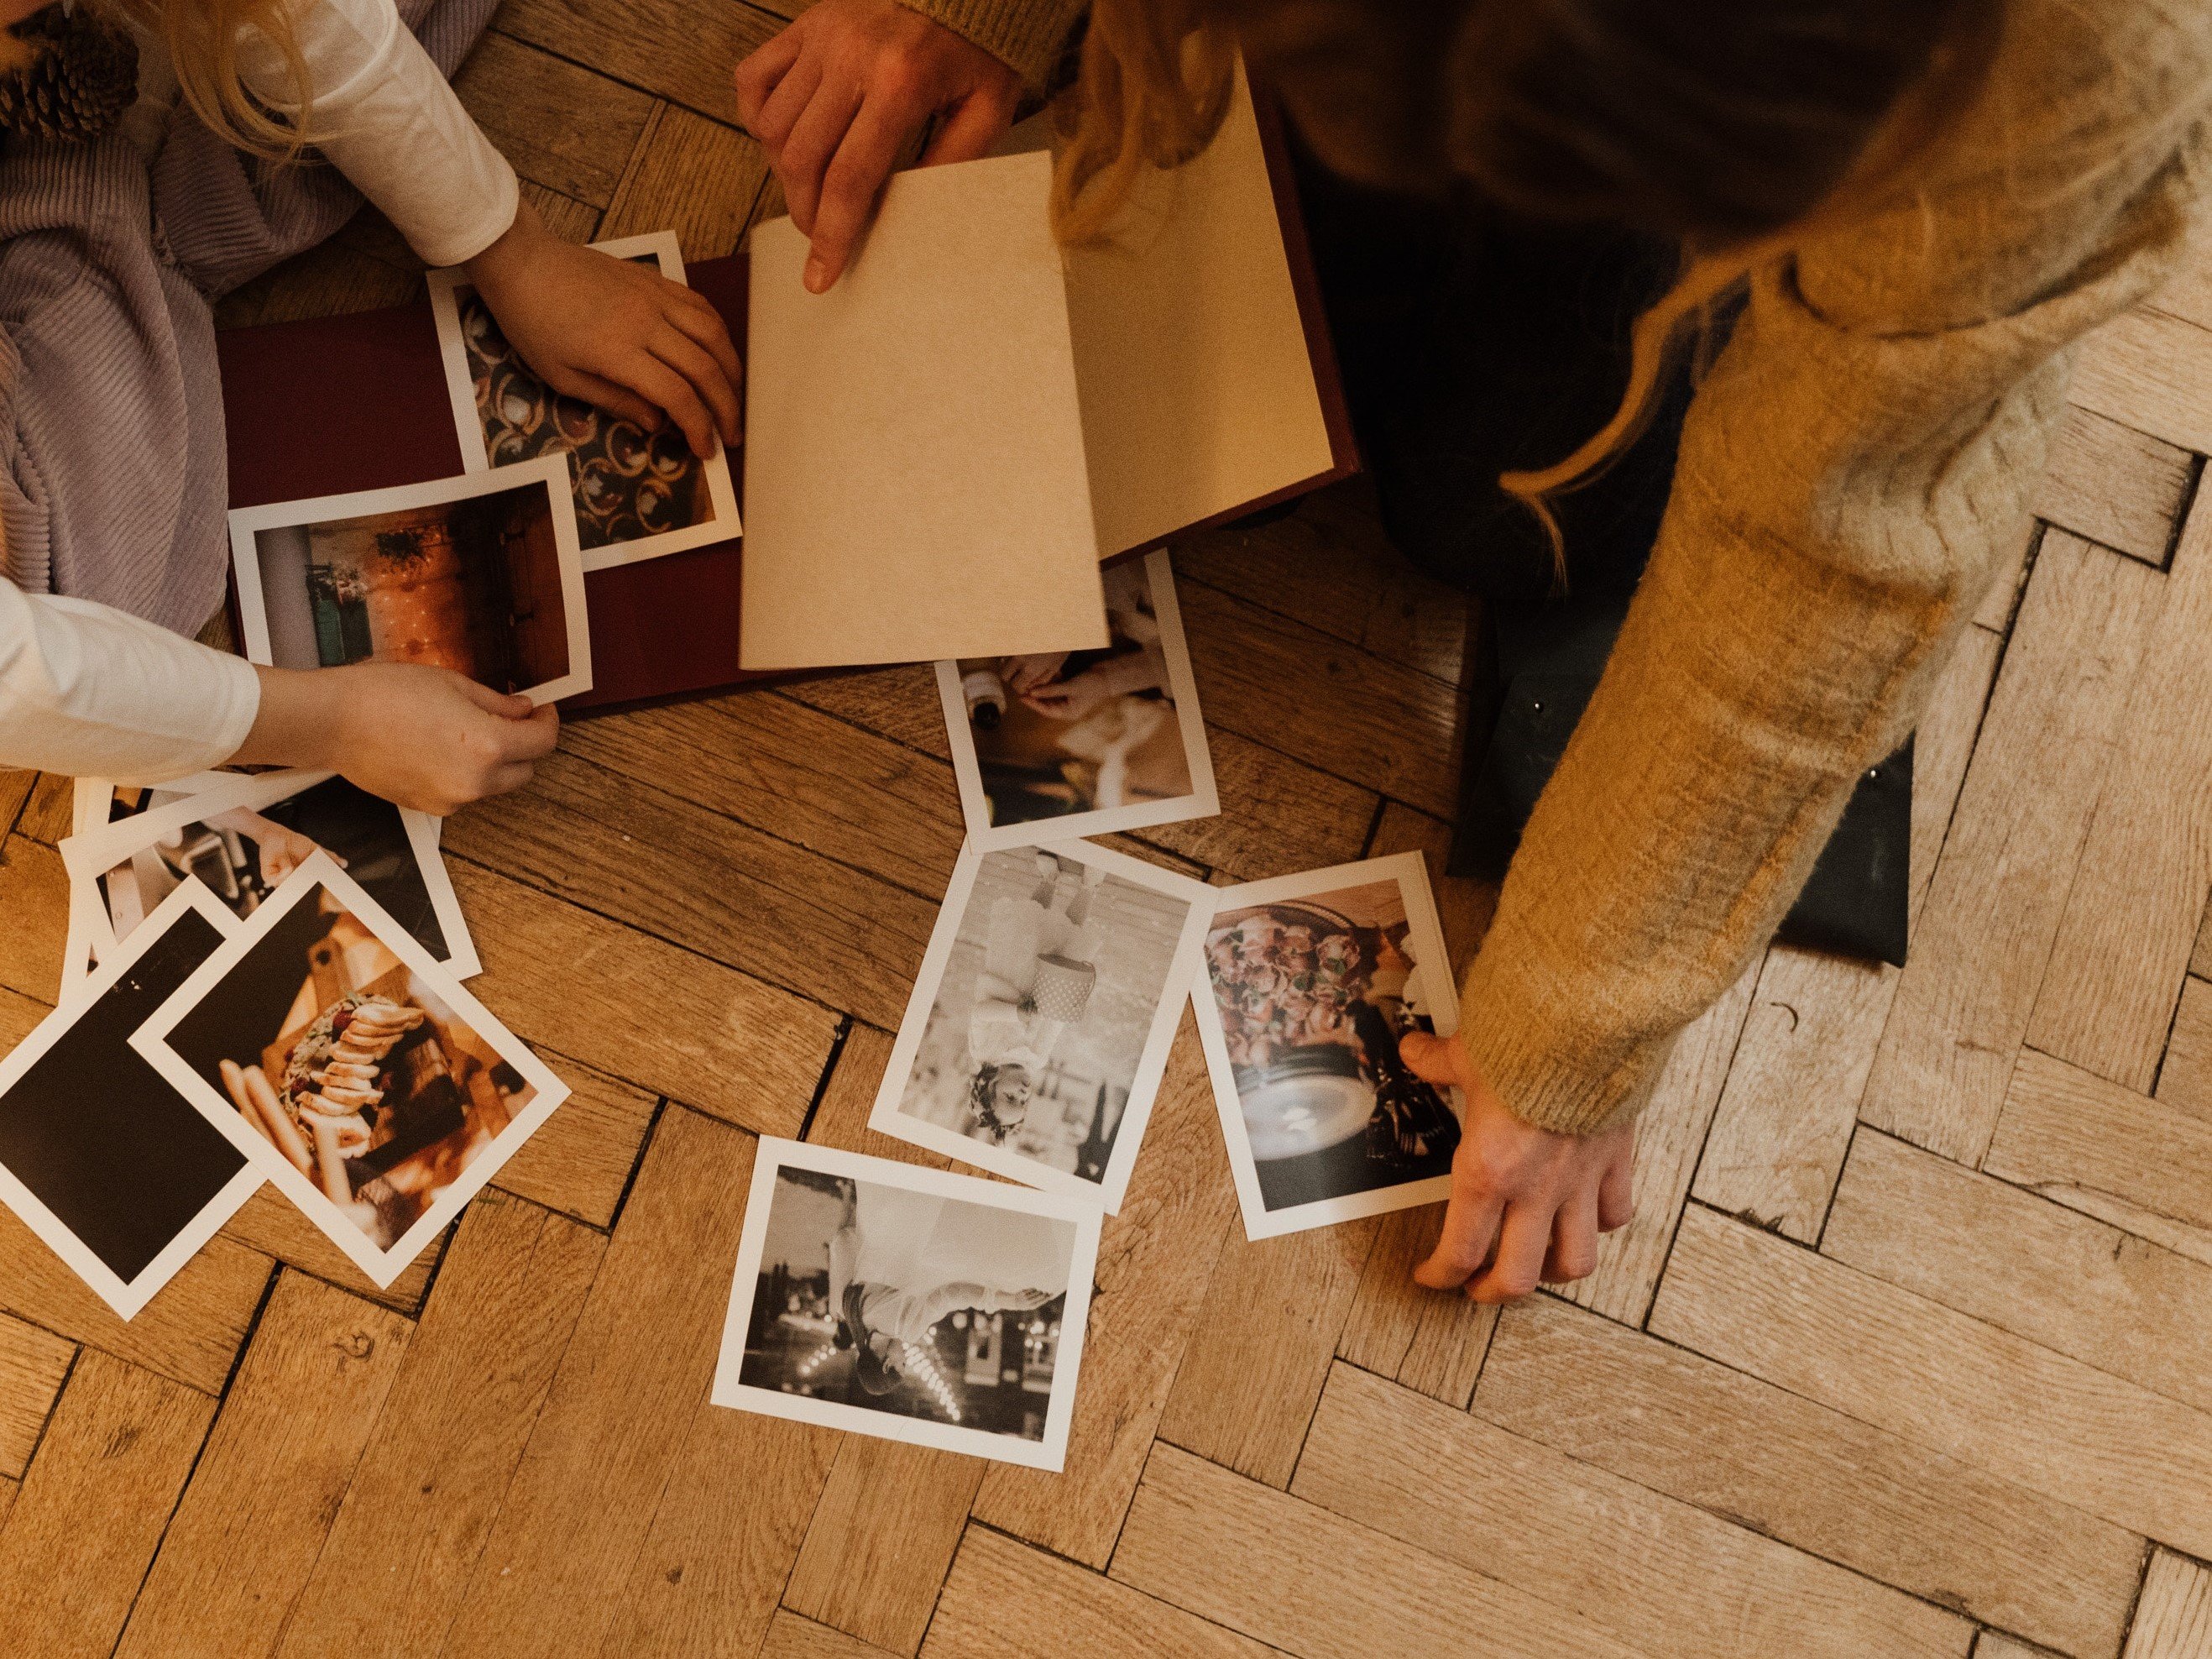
left=453, top=674, right=536, bottom=720
left=1396, top=1029, right=1463, bottom=1088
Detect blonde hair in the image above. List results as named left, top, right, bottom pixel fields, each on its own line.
left=1054, top=0, right=2001, bottom=580
left=110, top=0, right=314, bottom=158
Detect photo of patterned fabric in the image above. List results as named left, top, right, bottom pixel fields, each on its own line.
left=458, top=272, right=711, bottom=556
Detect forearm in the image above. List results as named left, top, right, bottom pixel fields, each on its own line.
left=0, top=586, right=260, bottom=782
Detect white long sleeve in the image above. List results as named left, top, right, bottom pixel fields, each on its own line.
left=0, top=583, right=261, bottom=782
left=238, top=0, right=520, bottom=267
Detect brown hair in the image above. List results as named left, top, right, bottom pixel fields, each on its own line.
left=1054, top=0, right=2004, bottom=568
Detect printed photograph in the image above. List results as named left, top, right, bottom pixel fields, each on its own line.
left=429, top=233, right=740, bottom=573
left=711, top=1140, right=1100, bottom=1471
left=0, top=883, right=257, bottom=1320
left=227, top=454, right=591, bottom=704
left=63, top=770, right=478, bottom=980
left=1192, top=851, right=1464, bottom=1239
left=129, top=854, right=567, bottom=1286
left=937, top=550, right=1218, bottom=849
left=870, top=842, right=1210, bottom=1211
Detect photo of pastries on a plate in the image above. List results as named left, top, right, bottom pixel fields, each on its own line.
left=161, top=887, right=537, bottom=1249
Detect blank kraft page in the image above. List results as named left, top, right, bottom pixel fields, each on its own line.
left=740, top=150, right=1108, bottom=671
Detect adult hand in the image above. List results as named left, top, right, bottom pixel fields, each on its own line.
left=464, top=196, right=742, bottom=458
left=1399, top=1030, right=1635, bottom=1301
left=1022, top=666, right=1114, bottom=722
left=735, top=0, right=1023, bottom=292
left=1001, top=652, right=1069, bottom=696
left=233, top=662, right=562, bottom=818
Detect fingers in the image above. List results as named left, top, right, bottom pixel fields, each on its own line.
left=649, top=322, right=742, bottom=447
left=662, top=292, right=744, bottom=420
left=1467, top=1200, right=1554, bottom=1303
left=778, top=74, right=865, bottom=236
left=732, top=22, right=805, bottom=130
left=1544, top=1186, right=1601, bottom=1284
left=748, top=49, right=824, bottom=159
left=549, top=365, right=666, bottom=436
left=1598, top=1133, right=1635, bottom=1232
left=1396, top=1029, right=1462, bottom=1089
left=499, top=703, right=562, bottom=761
left=918, top=81, right=1018, bottom=166
left=807, top=101, right=909, bottom=290
left=453, top=674, right=536, bottom=720
left=621, top=351, right=720, bottom=458
left=1414, top=1188, right=1502, bottom=1290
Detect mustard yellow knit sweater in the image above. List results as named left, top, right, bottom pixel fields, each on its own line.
left=906, top=0, right=2212, bottom=1135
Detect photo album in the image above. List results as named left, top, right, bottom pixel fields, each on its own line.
left=0, top=58, right=1478, bottom=1484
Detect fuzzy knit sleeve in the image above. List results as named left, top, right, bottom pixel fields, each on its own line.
left=1456, top=0, right=2212, bottom=1137
left=897, top=0, right=1085, bottom=90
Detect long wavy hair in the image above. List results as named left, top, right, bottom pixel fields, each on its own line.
left=94, top=0, right=312, bottom=157
left=1053, top=0, right=2005, bottom=572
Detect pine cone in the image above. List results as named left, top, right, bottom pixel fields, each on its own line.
left=0, top=5, right=139, bottom=144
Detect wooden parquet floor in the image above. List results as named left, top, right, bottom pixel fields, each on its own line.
left=5, top=3, right=2212, bottom=1653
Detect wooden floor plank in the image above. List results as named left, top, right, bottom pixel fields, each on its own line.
left=1297, top=1361, right=1972, bottom=1659
left=1155, top=1215, right=1377, bottom=1489
left=0, top=1312, right=72, bottom=1478
left=2027, top=494, right=2212, bottom=1092
left=600, top=103, right=772, bottom=259
left=1825, top=1129, right=2212, bottom=1416
left=1475, top=1297, right=2144, bottom=1659
left=275, top=1194, right=604, bottom=1659
left=447, top=856, right=838, bottom=1133
left=1171, top=483, right=1473, bottom=688
left=1984, top=1049, right=2212, bottom=1249
left=924, top=1526, right=1275, bottom=1659
left=2193, top=900, right=2212, bottom=981
left=2033, top=406, right=2195, bottom=565
left=443, top=1108, right=768, bottom=1658
left=763, top=1611, right=900, bottom=1659
left=2072, top=307, right=2212, bottom=455
left=494, top=0, right=782, bottom=121
left=118, top=1273, right=415, bottom=1658
left=1570, top=963, right=1756, bottom=1322
left=2126, top=1551, right=2212, bottom=1658
left=559, top=691, right=966, bottom=903
left=1651, top=1205, right=2212, bottom=1557
left=443, top=750, right=939, bottom=1030
left=0, top=833, right=67, bottom=1003
left=455, top=32, right=657, bottom=209
left=490, top=1049, right=656, bottom=1228
left=972, top=1021, right=1242, bottom=1566
left=218, top=1185, right=441, bottom=1316
left=0, top=1205, right=269, bottom=1397
left=1863, top=533, right=2165, bottom=1162
left=0, top=1353, right=217, bottom=1659
left=12, top=771, right=68, bottom=844
left=1177, top=578, right=1464, bottom=820
left=2156, top=976, right=2212, bottom=1116
left=1111, top=1442, right=1647, bottom=1659
left=1333, top=1203, right=1498, bottom=1409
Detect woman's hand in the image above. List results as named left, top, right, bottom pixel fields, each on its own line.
left=1022, top=666, right=1116, bottom=722
left=734, top=0, right=1023, bottom=292
left=231, top=662, right=561, bottom=817
left=1000, top=652, right=1068, bottom=696
left=1399, top=1030, right=1635, bottom=1301
left=203, top=808, right=336, bottom=884
left=463, top=197, right=742, bottom=458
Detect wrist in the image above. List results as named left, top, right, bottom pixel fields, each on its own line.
left=461, top=193, right=542, bottom=293
left=227, top=665, right=348, bottom=770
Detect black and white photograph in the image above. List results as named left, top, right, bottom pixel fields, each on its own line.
left=62, top=768, right=478, bottom=980
left=868, top=840, right=1211, bottom=1212
left=1191, top=850, right=1464, bottom=1239
left=0, top=882, right=259, bottom=1319
left=935, top=550, right=1218, bottom=850
left=128, top=853, right=567, bottom=1288
left=710, top=1139, right=1099, bottom=1471
left=429, top=231, right=740, bottom=573
left=227, top=455, right=591, bottom=704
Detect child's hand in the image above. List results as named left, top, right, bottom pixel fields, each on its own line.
left=233, top=662, right=561, bottom=817
left=463, top=197, right=742, bottom=458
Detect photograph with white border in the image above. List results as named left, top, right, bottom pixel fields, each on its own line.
left=869, top=840, right=1209, bottom=1212
left=63, top=768, right=478, bottom=981
left=71, top=771, right=232, bottom=840
left=227, top=454, right=590, bottom=704
left=1192, top=850, right=1465, bottom=1240
left=936, top=549, right=1217, bottom=850
left=710, top=1138, right=1099, bottom=1472
left=128, top=852, right=567, bottom=1288
left=428, top=230, right=740, bottom=573
left=0, top=881, right=259, bottom=1319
